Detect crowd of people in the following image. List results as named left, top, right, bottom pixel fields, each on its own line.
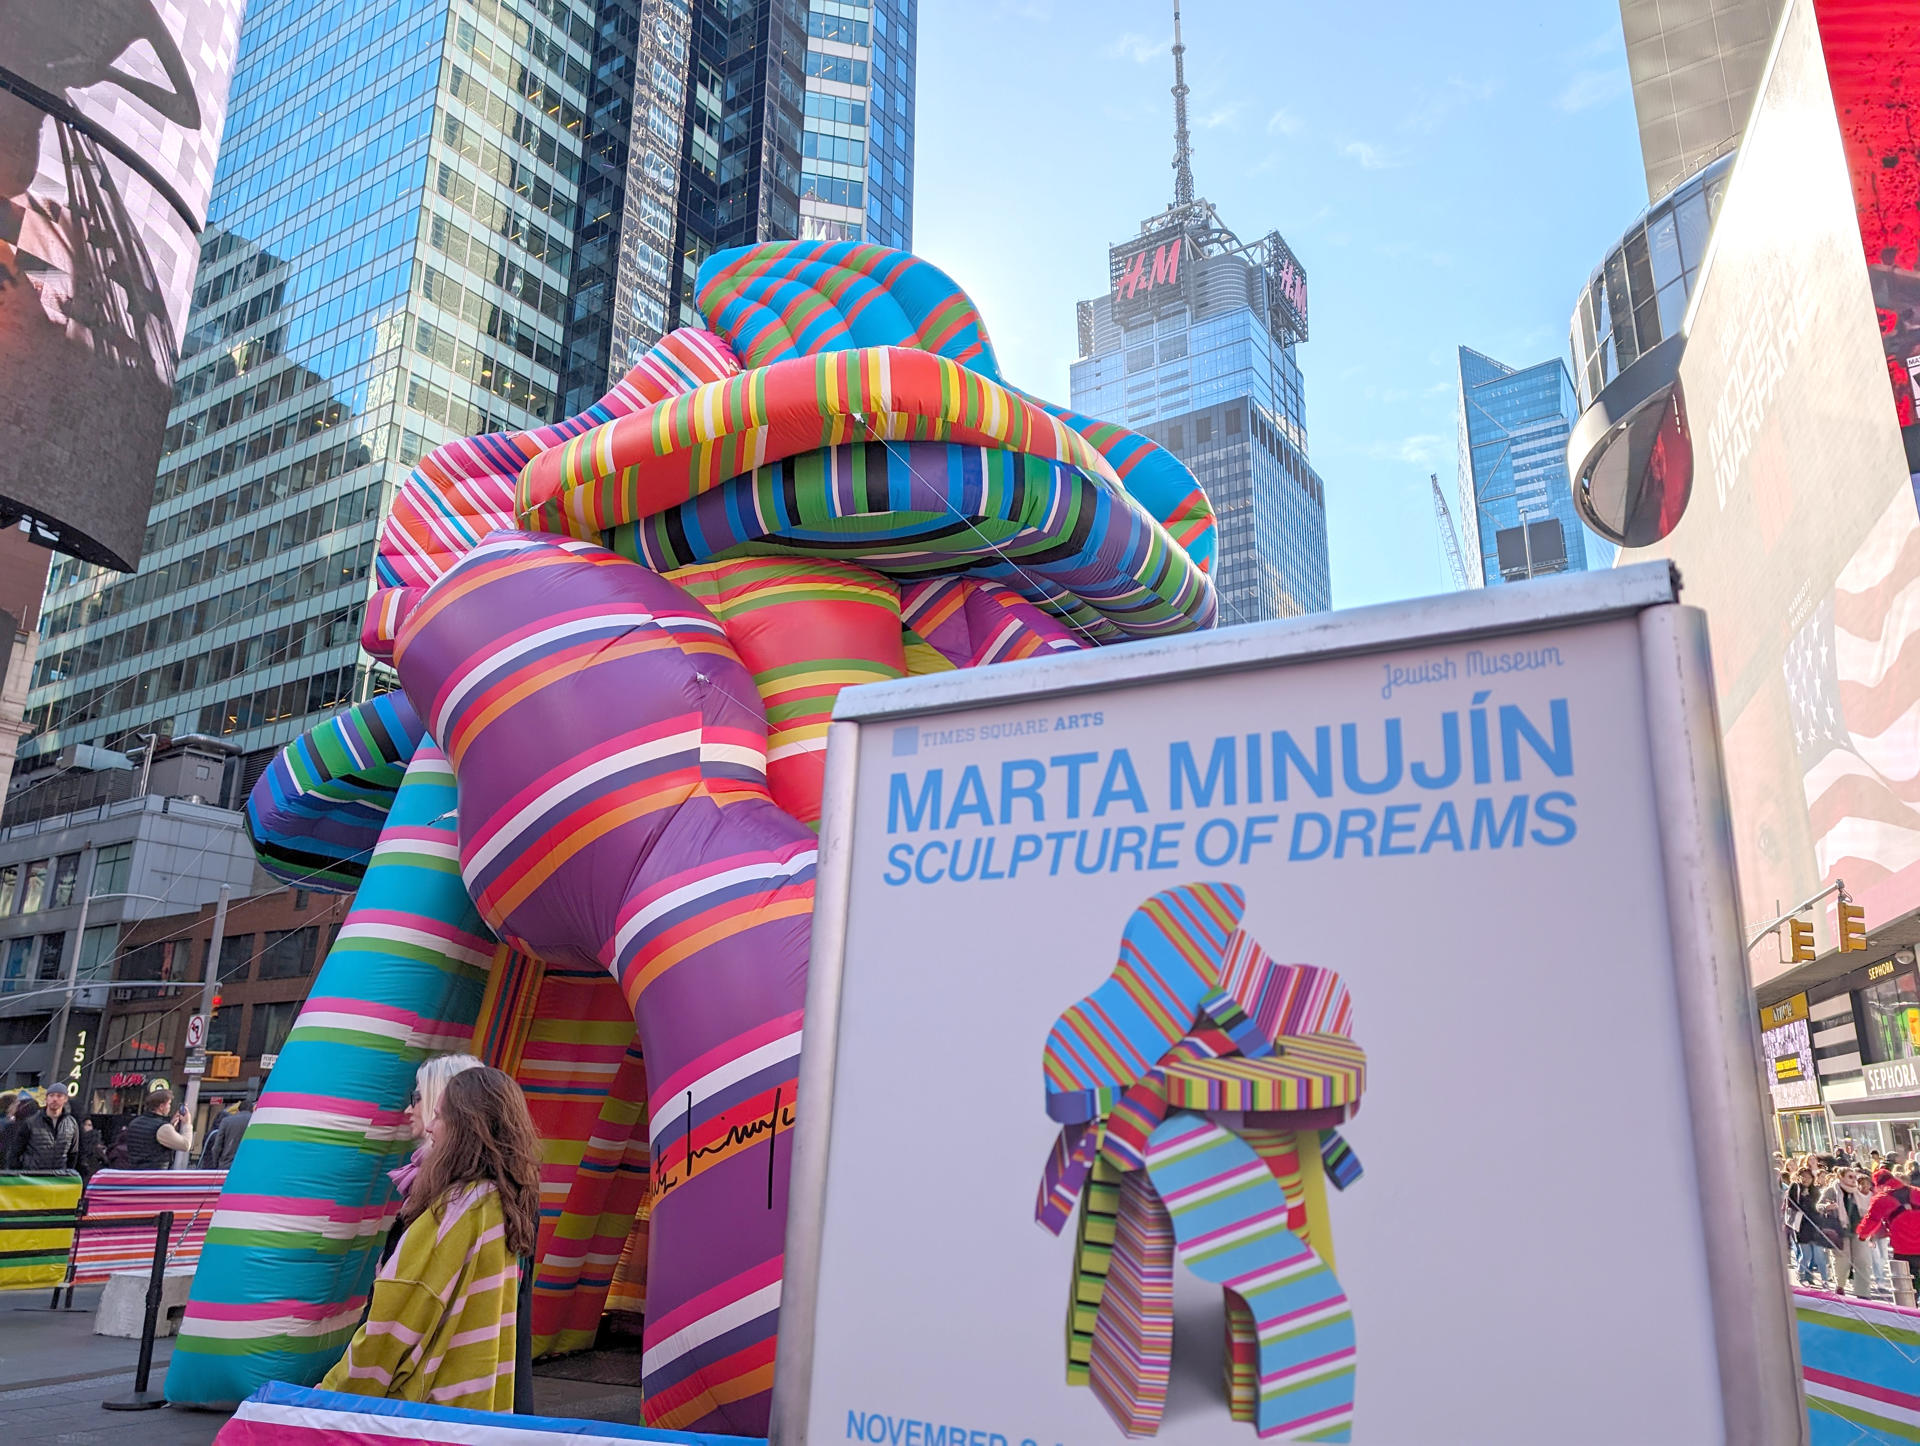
left=0, top=1086, right=256, bottom=1174
left=1779, top=1138, right=1920, bottom=1297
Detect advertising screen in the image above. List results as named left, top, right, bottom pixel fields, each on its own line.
left=0, top=0, right=245, bottom=571
left=784, top=576, right=1797, bottom=1445
left=1625, top=0, right=1920, bottom=978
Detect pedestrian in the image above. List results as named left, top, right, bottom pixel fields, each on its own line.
left=1818, top=1171, right=1859, bottom=1293
left=76, top=1118, right=106, bottom=1180
left=1859, top=1168, right=1920, bottom=1297
left=198, top=1099, right=229, bottom=1166
left=1843, top=1168, right=1892, bottom=1296
left=320, top=1066, right=541, bottom=1411
left=375, top=1055, right=484, bottom=1267
left=202, top=1097, right=252, bottom=1170
left=0, top=1091, right=19, bottom=1163
left=120, top=1089, right=194, bottom=1169
left=7, top=1083, right=79, bottom=1171
left=1787, top=1166, right=1831, bottom=1287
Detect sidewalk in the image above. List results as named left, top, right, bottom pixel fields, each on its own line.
left=0, top=1286, right=649, bottom=1441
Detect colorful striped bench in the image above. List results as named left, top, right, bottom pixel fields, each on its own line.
left=0, top=1173, right=83, bottom=1290
left=216, top=1382, right=753, bottom=1446
left=1795, top=1287, right=1920, bottom=1443
left=70, top=1170, right=225, bottom=1283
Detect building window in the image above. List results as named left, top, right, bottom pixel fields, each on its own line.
left=293, top=889, right=309, bottom=911
left=2, top=938, right=29, bottom=993
left=100, top=1010, right=170, bottom=1068
left=120, top=938, right=189, bottom=982
left=0, top=865, right=15, bottom=914
left=20, top=861, right=47, bottom=914
left=77, top=926, right=117, bottom=983
left=35, top=932, right=65, bottom=981
left=1861, top=970, right=1920, bottom=1063
left=259, top=927, right=318, bottom=980
left=1196, top=415, right=1214, bottom=444
left=216, top=933, right=256, bottom=983
left=50, top=854, right=81, bottom=909
left=92, top=843, right=132, bottom=898
left=246, top=999, right=303, bottom=1060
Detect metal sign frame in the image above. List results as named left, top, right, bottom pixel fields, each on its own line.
left=773, top=562, right=1805, bottom=1445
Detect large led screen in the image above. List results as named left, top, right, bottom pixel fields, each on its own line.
left=1623, top=0, right=1920, bottom=982
left=0, top=0, right=245, bottom=572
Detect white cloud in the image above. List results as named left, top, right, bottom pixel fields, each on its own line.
left=1363, top=434, right=1450, bottom=464
left=1105, top=31, right=1168, bottom=64
left=1194, top=102, right=1243, bottom=130
left=1266, top=108, right=1303, bottom=137
left=1557, top=68, right=1627, bottom=112
left=1341, top=140, right=1405, bottom=170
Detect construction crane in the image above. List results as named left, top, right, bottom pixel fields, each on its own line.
left=1430, top=472, right=1471, bottom=590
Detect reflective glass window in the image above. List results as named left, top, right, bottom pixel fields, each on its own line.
left=1647, top=211, right=1682, bottom=291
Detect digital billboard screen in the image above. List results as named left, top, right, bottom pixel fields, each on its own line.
left=0, top=0, right=245, bottom=572
left=1624, top=0, right=1920, bottom=979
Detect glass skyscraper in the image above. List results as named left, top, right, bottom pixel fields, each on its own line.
left=18, top=0, right=916, bottom=792
left=1454, top=346, right=1615, bottom=586
left=1070, top=234, right=1328, bottom=625
left=797, top=0, right=915, bottom=251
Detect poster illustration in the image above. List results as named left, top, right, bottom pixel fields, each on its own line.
left=800, top=612, right=1742, bottom=1444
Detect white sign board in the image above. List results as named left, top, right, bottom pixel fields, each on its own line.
left=778, top=570, right=1801, bottom=1446
left=186, top=1013, right=206, bottom=1050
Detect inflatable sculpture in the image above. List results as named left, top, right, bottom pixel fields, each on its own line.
left=164, top=241, right=1220, bottom=1432
left=1038, top=884, right=1366, bottom=1441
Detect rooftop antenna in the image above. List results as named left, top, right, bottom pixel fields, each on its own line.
left=1171, top=0, right=1194, bottom=208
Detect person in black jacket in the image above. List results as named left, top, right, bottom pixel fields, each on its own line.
left=8, top=1083, right=79, bottom=1171
left=120, top=1089, right=193, bottom=1169
left=1786, top=1167, right=1833, bottom=1287
left=201, top=1098, right=251, bottom=1170
left=76, top=1118, right=106, bottom=1180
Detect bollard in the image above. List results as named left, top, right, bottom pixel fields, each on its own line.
left=102, top=1210, right=173, bottom=1411
left=1895, top=1259, right=1915, bottom=1310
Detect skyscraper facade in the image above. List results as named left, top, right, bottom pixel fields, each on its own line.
left=18, top=0, right=916, bottom=793
left=1068, top=9, right=1326, bottom=625
left=799, top=0, right=916, bottom=252
left=1455, top=347, right=1615, bottom=586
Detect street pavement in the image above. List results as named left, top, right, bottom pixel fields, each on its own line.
left=0, top=1285, right=647, bottom=1442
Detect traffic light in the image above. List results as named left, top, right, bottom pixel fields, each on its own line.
left=1838, top=897, right=1868, bottom=952
left=209, top=993, right=223, bottom=1019
left=1789, top=917, right=1816, bottom=963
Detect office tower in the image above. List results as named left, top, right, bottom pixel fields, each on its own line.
left=799, top=1, right=916, bottom=251
left=1069, top=4, right=1327, bottom=624
left=1455, top=347, right=1614, bottom=586
left=18, top=0, right=918, bottom=799
left=1621, top=0, right=1784, bottom=201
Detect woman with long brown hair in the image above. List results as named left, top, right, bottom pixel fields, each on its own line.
left=321, top=1066, right=541, bottom=1411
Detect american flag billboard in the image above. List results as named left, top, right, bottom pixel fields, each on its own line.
left=1623, top=0, right=1920, bottom=982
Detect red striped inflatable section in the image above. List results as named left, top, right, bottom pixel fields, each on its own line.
left=73, top=1170, right=225, bottom=1282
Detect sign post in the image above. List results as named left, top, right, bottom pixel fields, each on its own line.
left=775, top=564, right=1804, bottom=1445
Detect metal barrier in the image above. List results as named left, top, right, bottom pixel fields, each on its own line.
left=41, top=1210, right=177, bottom=1411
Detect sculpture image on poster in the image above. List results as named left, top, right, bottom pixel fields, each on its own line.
left=0, top=0, right=245, bottom=571
left=1036, top=884, right=1364, bottom=1441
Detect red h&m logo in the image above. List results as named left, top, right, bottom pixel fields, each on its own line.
left=1277, top=259, right=1308, bottom=320
left=1114, top=238, right=1183, bottom=303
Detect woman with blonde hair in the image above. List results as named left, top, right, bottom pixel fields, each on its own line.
left=323, top=1066, right=541, bottom=1410
left=393, top=1053, right=483, bottom=1198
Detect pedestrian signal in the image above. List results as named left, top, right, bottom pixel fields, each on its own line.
left=1838, top=899, right=1868, bottom=952
left=1788, top=918, right=1816, bottom=963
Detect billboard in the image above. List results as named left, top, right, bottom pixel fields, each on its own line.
left=0, top=0, right=245, bottom=572
left=780, top=572, right=1800, bottom=1445
left=1109, top=233, right=1186, bottom=322
left=1622, top=0, right=1920, bottom=980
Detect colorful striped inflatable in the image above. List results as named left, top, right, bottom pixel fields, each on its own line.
left=166, top=747, right=494, bottom=1406
left=0, top=1173, right=81, bottom=1290
left=184, top=239, right=1227, bottom=1431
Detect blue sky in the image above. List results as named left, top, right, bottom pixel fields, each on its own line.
left=912, top=0, right=1650, bottom=608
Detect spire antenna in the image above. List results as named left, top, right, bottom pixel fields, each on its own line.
left=1171, top=0, right=1194, bottom=207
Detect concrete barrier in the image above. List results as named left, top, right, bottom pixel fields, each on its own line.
left=95, top=1267, right=194, bottom=1339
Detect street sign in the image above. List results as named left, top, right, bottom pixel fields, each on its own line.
left=780, top=565, right=1802, bottom=1445
left=185, top=1014, right=205, bottom=1050
left=184, top=1053, right=207, bottom=1079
